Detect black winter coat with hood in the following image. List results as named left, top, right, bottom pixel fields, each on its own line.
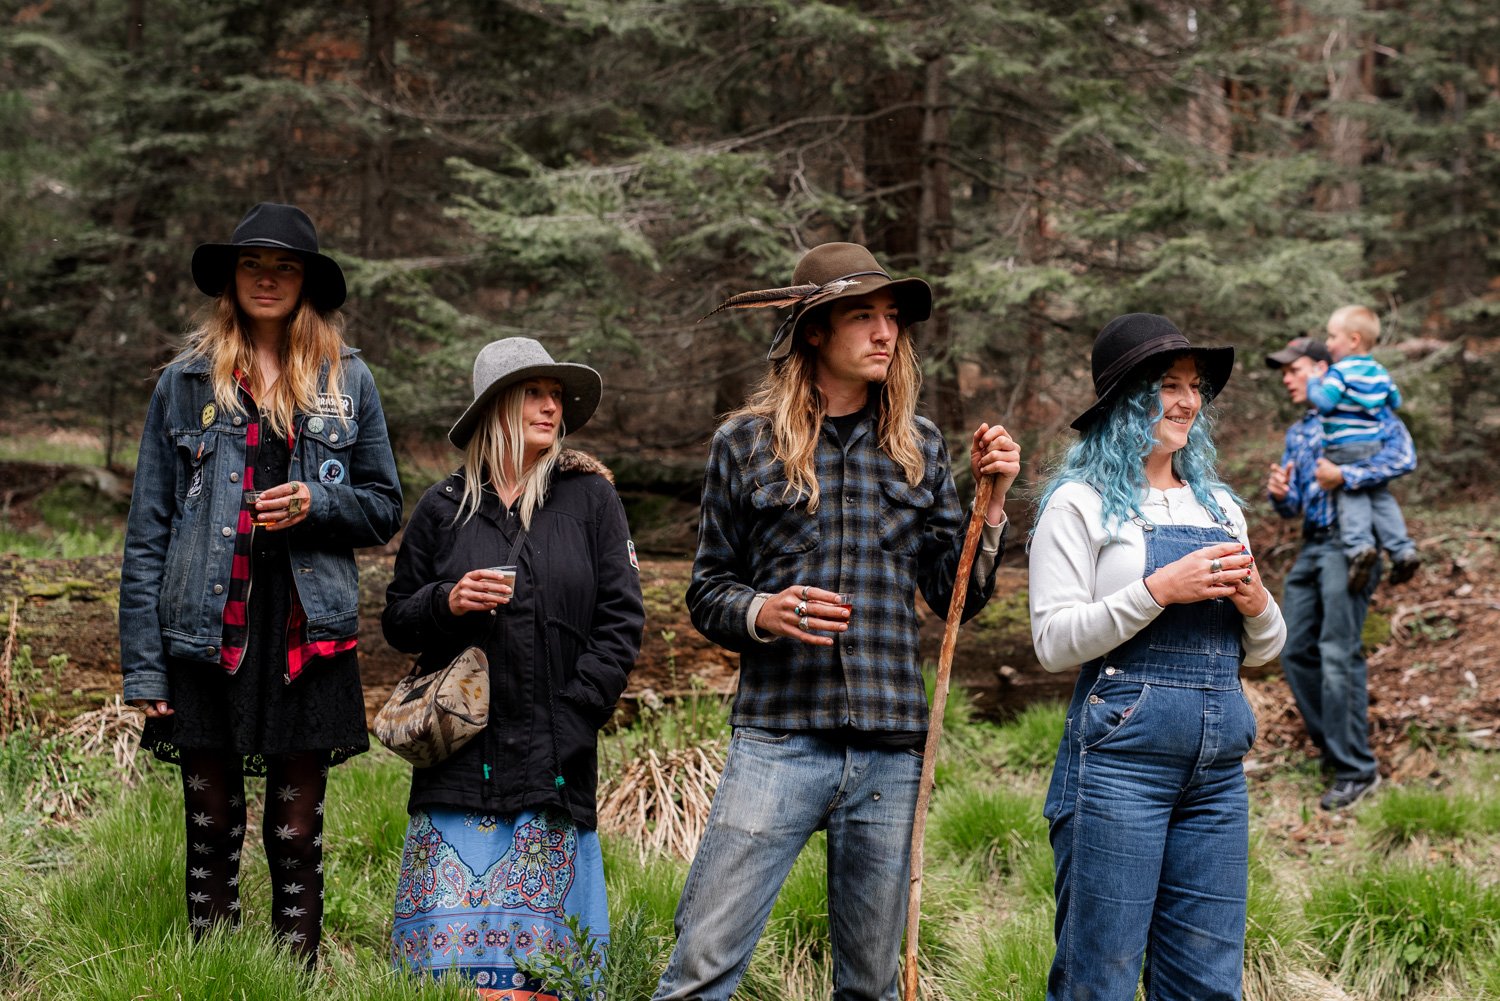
left=381, top=450, right=644, bottom=828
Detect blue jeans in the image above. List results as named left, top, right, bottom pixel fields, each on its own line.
left=1325, top=439, right=1415, bottom=560
left=652, top=728, right=923, bottom=1001
left=1046, top=684, right=1256, bottom=1001
left=1279, top=533, right=1379, bottom=781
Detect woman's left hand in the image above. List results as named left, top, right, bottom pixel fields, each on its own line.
left=257, top=481, right=311, bottom=532
left=1229, top=556, right=1270, bottom=617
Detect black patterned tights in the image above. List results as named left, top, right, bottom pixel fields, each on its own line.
left=178, top=750, right=329, bottom=965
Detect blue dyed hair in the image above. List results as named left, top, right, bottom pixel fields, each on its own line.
left=1035, top=356, right=1238, bottom=540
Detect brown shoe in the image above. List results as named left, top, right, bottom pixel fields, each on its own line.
left=1346, top=547, right=1378, bottom=593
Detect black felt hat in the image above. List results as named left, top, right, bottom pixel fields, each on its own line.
left=1071, top=313, right=1235, bottom=431
left=191, top=203, right=347, bottom=311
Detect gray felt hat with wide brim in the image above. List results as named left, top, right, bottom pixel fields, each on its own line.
left=448, top=338, right=603, bottom=449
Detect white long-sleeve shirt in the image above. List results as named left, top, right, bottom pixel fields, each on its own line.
left=1028, top=481, right=1286, bottom=674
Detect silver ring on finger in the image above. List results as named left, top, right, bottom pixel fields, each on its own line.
left=801, top=586, right=811, bottom=601
left=1242, top=574, right=1253, bottom=585
left=1209, top=558, right=1223, bottom=573
left=798, top=615, right=808, bottom=631
left=794, top=601, right=807, bottom=617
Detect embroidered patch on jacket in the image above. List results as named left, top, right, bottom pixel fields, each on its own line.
left=315, top=393, right=354, bottom=419
left=200, top=403, right=216, bottom=428
left=627, top=539, right=639, bottom=571
left=318, top=458, right=346, bottom=484
left=187, top=467, right=204, bottom=498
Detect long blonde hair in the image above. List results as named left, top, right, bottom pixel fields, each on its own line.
left=733, top=324, right=924, bottom=512
left=178, top=291, right=348, bottom=439
left=456, top=384, right=563, bottom=530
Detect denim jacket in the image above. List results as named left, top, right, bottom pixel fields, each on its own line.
left=119, top=348, right=402, bottom=703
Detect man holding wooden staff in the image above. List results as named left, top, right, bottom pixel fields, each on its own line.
left=652, top=242, right=1020, bottom=1000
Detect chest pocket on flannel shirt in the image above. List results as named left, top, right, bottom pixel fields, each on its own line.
left=878, top=478, right=933, bottom=555
left=750, top=480, right=820, bottom=554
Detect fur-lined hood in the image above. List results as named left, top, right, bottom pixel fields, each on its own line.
left=556, top=448, right=614, bottom=484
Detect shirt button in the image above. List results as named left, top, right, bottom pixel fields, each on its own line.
left=213, top=584, right=224, bottom=595
left=232, top=416, right=243, bottom=426
left=221, top=526, right=233, bottom=537
left=1104, top=666, right=1117, bottom=676
left=230, top=472, right=240, bottom=482
left=329, top=432, right=339, bottom=442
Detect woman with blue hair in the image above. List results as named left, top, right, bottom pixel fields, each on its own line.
left=1029, top=314, right=1286, bottom=1001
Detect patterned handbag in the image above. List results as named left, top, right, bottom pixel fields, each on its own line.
left=373, top=646, right=491, bottom=768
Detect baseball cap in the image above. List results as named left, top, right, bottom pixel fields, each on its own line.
left=1265, top=336, right=1331, bottom=368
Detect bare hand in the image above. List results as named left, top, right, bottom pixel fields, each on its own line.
left=1314, top=457, right=1345, bottom=492
left=754, top=584, right=850, bottom=646
left=1266, top=460, right=1292, bottom=501
left=448, top=568, right=515, bottom=615
left=129, top=699, right=174, bottom=719
left=256, top=481, right=311, bottom=532
left=1144, top=542, right=1254, bottom=607
left=970, top=422, right=1021, bottom=524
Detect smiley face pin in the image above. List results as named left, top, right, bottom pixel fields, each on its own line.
left=200, top=403, right=216, bottom=428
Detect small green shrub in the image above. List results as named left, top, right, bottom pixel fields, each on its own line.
left=1362, top=786, right=1481, bottom=850
left=929, top=785, right=1047, bottom=881
left=994, top=702, right=1067, bottom=773
left=1304, top=862, right=1500, bottom=998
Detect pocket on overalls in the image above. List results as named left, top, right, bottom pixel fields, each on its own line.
left=1081, top=680, right=1150, bottom=750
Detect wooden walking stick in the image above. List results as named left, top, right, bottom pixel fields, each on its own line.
left=902, top=473, right=995, bottom=1001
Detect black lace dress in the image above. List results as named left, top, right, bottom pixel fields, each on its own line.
left=141, top=423, right=369, bottom=774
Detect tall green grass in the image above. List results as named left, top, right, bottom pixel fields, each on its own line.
left=1304, top=861, right=1500, bottom=998
left=1363, top=784, right=1500, bottom=851
left=3, top=694, right=1500, bottom=999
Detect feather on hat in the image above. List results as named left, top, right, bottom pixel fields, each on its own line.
left=704, top=243, right=932, bottom=360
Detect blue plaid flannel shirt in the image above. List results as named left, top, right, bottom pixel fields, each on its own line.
left=1271, top=406, right=1417, bottom=532
left=688, top=411, right=1003, bottom=732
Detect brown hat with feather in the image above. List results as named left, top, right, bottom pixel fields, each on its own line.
left=705, top=242, right=933, bottom=360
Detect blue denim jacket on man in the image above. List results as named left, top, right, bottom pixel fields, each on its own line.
left=1271, top=405, right=1416, bottom=531
left=119, top=348, right=402, bottom=704
left=687, top=410, right=1002, bottom=732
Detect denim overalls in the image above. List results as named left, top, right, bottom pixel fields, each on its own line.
left=1043, top=523, right=1257, bottom=1001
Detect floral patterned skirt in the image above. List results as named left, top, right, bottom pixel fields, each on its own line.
left=391, top=808, right=608, bottom=1000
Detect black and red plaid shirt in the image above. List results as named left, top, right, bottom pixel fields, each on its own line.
left=220, top=376, right=356, bottom=680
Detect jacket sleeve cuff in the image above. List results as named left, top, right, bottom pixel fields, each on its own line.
left=123, top=672, right=170, bottom=704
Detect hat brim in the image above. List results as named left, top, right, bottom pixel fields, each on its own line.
left=191, top=242, right=348, bottom=312
left=447, top=362, right=603, bottom=449
left=1070, top=346, right=1235, bottom=431
left=769, top=275, right=933, bottom=360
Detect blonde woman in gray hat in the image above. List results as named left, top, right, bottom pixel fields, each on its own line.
left=382, top=337, right=644, bottom=993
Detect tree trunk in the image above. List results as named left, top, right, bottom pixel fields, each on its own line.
left=918, top=54, right=963, bottom=435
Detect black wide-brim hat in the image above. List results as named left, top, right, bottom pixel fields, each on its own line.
left=705, top=242, right=932, bottom=361
left=191, top=202, right=347, bottom=312
left=449, top=337, right=603, bottom=449
left=1071, top=313, right=1235, bottom=431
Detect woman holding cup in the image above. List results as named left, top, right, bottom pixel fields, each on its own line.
left=382, top=337, right=644, bottom=994
left=118, top=202, right=403, bottom=965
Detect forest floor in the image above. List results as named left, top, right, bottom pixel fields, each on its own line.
left=1, top=452, right=1496, bottom=782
